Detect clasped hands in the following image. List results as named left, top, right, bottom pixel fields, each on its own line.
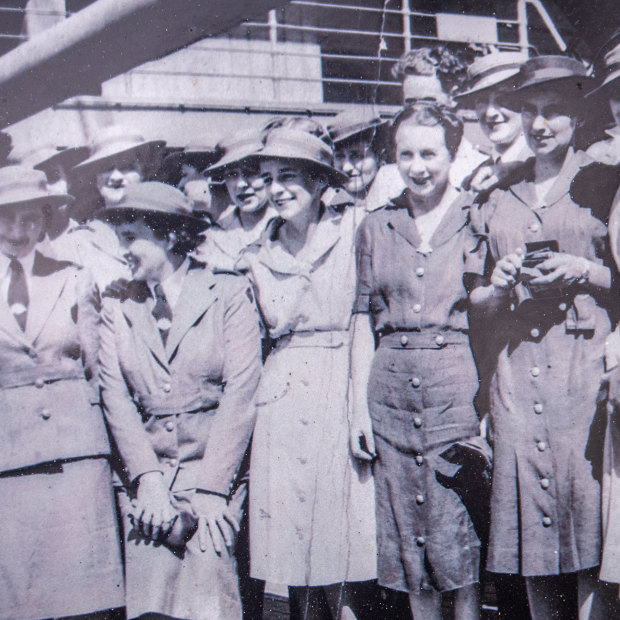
left=491, top=247, right=590, bottom=292
left=130, top=471, right=239, bottom=555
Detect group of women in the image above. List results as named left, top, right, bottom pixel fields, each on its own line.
left=2, top=34, right=620, bottom=620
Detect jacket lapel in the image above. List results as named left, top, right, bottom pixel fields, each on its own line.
left=0, top=295, right=30, bottom=347
left=428, top=191, right=471, bottom=249
left=121, top=294, right=170, bottom=372
left=166, top=267, right=218, bottom=361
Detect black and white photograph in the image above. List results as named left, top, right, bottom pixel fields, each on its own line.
left=0, top=1, right=619, bottom=619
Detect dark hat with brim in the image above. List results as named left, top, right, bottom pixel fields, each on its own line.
left=499, top=55, right=590, bottom=106
left=73, top=125, right=165, bottom=177
left=99, top=181, right=208, bottom=232
left=587, top=42, right=620, bottom=98
left=162, top=143, right=219, bottom=173
left=205, top=132, right=264, bottom=179
left=327, top=107, right=388, bottom=146
left=0, top=166, right=72, bottom=211
left=253, top=128, right=348, bottom=187
left=455, top=51, right=528, bottom=104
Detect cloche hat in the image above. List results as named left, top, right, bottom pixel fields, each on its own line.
left=253, top=128, right=347, bottom=186
left=326, top=107, right=387, bottom=146
left=0, top=166, right=72, bottom=211
left=205, top=132, right=264, bottom=179
left=73, top=125, right=165, bottom=176
left=99, top=181, right=208, bottom=233
left=455, top=51, right=528, bottom=104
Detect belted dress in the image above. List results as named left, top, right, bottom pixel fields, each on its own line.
left=472, top=150, right=612, bottom=576
left=353, top=189, right=486, bottom=594
left=0, top=252, right=123, bottom=620
left=244, top=206, right=377, bottom=586
left=99, top=261, right=261, bottom=619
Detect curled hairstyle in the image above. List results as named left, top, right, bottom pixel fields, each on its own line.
left=392, top=102, right=464, bottom=160
left=391, top=45, right=470, bottom=98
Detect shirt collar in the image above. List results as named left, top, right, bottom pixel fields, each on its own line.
left=0, top=248, right=37, bottom=280
left=149, top=259, right=189, bottom=310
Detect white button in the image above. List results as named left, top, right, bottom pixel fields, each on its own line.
left=40, top=409, right=51, bottom=420
left=164, top=421, right=175, bottom=432
left=415, top=455, right=424, bottom=466
left=413, top=417, right=422, bottom=428
left=400, top=335, right=409, bottom=346
left=529, top=223, right=540, bottom=233
left=435, top=335, right=444, bottom=346
left=537, top=441, right=546, bottom=452
left=542, top=516, right=552, bottom=527
left=411, top=377, right=421, bottom=388
left=162, top=383, right=171, bottom=393
left=559, top=302, right=567, bottom=312
left=34, top=378, right=44, bottom=389
left=416, top=536, right=425, bottom=546
left=416, top=267, right=425, bottom=277
left=541, top=478, right=550, bottom=490
left=415, top=494, right=425, bottom=505
left=534, top=403, right=544, bottom=414
left=530, top=328, right=540, bottom=338
left=531, top=367, right=540, bottom=377
left=169, top=459, right=178, bottom=467
left=413, top=304, right=421, bottom=313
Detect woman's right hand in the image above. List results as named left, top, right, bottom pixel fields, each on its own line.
left=132, top=471, right=177, bottom=542
left=491, top=250, right=524, bottom=290
left=349, top=409, right=376, bottom=462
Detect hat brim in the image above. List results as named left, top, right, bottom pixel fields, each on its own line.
left=0, top=193, right=72, bottom=212
left=252, top=150, right=348, bottom=187
left=331, top=120, right=388, bottom=146
left=163, top=149, right=219, bottom=171
left=73, top=141, right=166, bottom=176
left=98, top=205, right=209, bottom=233
left=586, top=69, right=620, bottom=98
left=205, top=153, right=261, bottom=179
left=499, top=75, right=591, bottom=106
left=35, top=147, right=90, bottom=174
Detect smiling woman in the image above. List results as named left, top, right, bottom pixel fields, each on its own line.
left=97, top=181, right=262, bottom=620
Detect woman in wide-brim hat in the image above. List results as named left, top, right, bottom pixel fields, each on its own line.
left=198, top=131, right=276, bottom=270
left=326, top=107, right=388, bottom=213
left=0, top=166, right=124, bottom=620
left=97, top=181, right=261, bottom=620
left=239, top=119, right=378, bottom=619
left=470, top=55, right=615, bottom=618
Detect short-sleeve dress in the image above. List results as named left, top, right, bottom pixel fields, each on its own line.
left=244, top=205, right=377, bottom=587
left=473, top=150, right=612, bottom=577
left=354, top=187, right=486, bottom=594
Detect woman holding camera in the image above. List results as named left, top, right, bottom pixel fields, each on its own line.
left=470, top=56, right=613, bottom=619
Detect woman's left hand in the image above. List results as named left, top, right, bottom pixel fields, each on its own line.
left=192, top=493, right=240, bottom=555
left=529, top=252, right=590, bottom=288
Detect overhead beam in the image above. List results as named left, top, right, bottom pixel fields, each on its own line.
left=0, top=0, right=291, bottom=127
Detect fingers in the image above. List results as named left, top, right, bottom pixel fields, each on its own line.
left=222, top=508, right=240, bottom=535
left=207, top=517, right=226, bottom=555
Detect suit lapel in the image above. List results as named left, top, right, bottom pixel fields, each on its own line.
left=121, top=295, right=170, bottom=372
left=166, top=267, right=218, bottom=361
left=27, top=267, right=71, bottom=343
left=429, top=191, right=471, bottom=249
left=0, top=295, right=30, bottom=347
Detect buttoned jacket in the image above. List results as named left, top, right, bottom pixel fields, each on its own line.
left=99, top=262, right=262, bottom=495
left=0, top=252, right=108, bottom=473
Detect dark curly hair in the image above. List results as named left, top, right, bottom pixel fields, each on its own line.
left=391, top=102, right=464, bottom=160
left=391, top=45, right=470, bottom=99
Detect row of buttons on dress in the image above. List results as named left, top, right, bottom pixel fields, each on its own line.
left=400, top=334, right=445, bottom=347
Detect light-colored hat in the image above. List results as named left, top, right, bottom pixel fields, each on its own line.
left=587, top=36, right=620, bottom=98
left=500, top=55, right=590, bottom=106
left=327, top=107, right=387, bottom=145
left=0, top=166, right=72, bottom=211
left=205, top=132, right=264, bottom=178
left=73, top=125, right=165, bottom=176
left=9, top=144, right=89, bottom=173
left=99, top=181, right=208, bottom=232
left=253, top=128, right=347, bottom=186
left=455, top=51, right=528, bottom=103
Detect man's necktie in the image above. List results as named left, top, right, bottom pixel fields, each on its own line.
left=152, top=283, right=172, bottom=345
left=8, top=259, right=28, bottom=332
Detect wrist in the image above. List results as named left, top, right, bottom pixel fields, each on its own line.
left=576, top=258, right=590, bottom=285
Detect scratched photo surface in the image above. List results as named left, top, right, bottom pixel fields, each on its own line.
left=1, top=1, right=620, bottom=619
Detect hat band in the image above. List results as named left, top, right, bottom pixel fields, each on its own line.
left=262, top=134, right=333, bottom=166
left=470, top=60, right=523, bottom=84
left=520, top=66, right=586, bottom=83
left=120, top=197, right=192, bottom=217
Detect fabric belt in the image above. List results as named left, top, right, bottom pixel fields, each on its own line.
left=274, top=329, right=349, bottom=349
left=378, top=330, right=469, bottom=350
left=0, top=362, right=83, bottom=390
left=137, top=394, right=219, bottom=417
